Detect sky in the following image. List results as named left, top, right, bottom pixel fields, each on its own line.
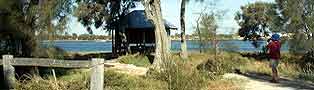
left=67, top=0, right=274, bottom=35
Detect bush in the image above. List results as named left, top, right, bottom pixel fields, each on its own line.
left=104, top=70, right=166, bottom=90
left=299, top=66, right=314, bottom=82
left=147, top=60, right=209, bottom=90
left=119, top=54, right=151, bottom=67
left=197, top=52, right=250, bottom=75
left=16, top=72, right=89, bottom=90
left=300, top=49, right=314, bottom=70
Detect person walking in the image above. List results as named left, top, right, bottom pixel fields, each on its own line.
left=267, top=33, right=281, bottom=83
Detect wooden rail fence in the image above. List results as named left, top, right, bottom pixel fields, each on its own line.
left=1, top=55, right=108, bottom=90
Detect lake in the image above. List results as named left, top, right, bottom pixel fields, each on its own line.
left=41, top=40, right=289, bottom=53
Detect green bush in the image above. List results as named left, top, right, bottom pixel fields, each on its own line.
left=298, top=64, right=314, bottom=82
left=104, top=70, right=166, bottom=90
left=16, top=72, right=89, bottom=90
left=147, top=60, right=209, bottom=90
left=119, top=54, right=151, bottom=67
left=300, top=49, right=314, bottom=70
left=197, top=52, right=250, bottom=75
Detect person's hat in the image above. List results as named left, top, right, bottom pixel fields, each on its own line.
left=271, top=33, right=280, bottom=41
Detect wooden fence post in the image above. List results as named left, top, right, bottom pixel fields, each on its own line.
left=90, top=58, right=104, bottom=90
left=2, top=55, right=16, bottom=89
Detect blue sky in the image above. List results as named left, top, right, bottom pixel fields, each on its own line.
left=67, top=0, right=274, bottom=35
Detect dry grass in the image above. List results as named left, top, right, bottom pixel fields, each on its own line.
left=13, top=52, right=262, bottom=90
left=239, top=53, right=314, bottom=82
left=118, top=54, right=151, bottom=67
left=207, top=80, right=242, bottom=90
left=16, top=72, right=89, bottom=90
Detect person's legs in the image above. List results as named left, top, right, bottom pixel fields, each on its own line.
left=273, top=66, right=278, bottom=81
left=270, top=59, right=279, bottom=82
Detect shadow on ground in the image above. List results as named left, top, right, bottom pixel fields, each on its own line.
left=241, top=72, right=314, bottom=90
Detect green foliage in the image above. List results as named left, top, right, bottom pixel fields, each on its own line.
left=235, top=2, right=280, bottom=42
left=104, top=70, right=166, bottom=90
left=300, top=49, right=314, bottom=70
left=16, top=72, right=89, bottom=90
left=0, top=0, right=73, bottom=57
left=14, top=53, right=249, bottom=90
left=198, top=52, right=250, bottom=75
left=298, top=63, right=314, bottom=82
left=74, top=0, right=136, bottom=33
left=199, top=14, right=217, bottom=41
left=289, top=33, right=314, bottom=54
left=145, top=53, right=246, bottom=90
left=32, top=47, right=67, bottom=58
left=196, top=13, right=218, bottom=52
left=238, top=52, right=314, bottom=82
left=147, top=60, right=209, bottom=90
left=276, top=0, right=314, bottom=53
left=119, top=54, right=151, bottom=67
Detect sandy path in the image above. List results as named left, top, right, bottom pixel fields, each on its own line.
left=104, top=62, right=149, bottom=76
left=223, top=73, right=314, bottom=90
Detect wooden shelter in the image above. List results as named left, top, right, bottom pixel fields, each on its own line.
left=112, top=10, right=177, bottom=55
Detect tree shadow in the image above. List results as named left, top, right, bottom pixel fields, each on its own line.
left=240, top=52, right=269, bottom=61
left=146, top=54, right=154, bottom=64
left=240, top=72, right=314, bottom=90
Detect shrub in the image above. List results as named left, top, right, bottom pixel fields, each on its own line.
left=300, top=49, right=314, bottom=70
left=298, top=64, right=314, bottom=82
left=119, top=54, right=151, bottom=67
left=197, top=52, right=250, bottom=75
left=104, top=70, right=166, bottom=90
left=147, top=59, right=209, bottom=90
left=16, top=72, right=89, bottom=90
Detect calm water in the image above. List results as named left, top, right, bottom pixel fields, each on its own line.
left=41, top=40, right=289, bottom=52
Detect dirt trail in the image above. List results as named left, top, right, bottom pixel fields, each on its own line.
left=104, top=62, right=149, bottom=76
left=223, top=73, right=314, bottom=90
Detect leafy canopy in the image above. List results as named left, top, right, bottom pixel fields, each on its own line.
left=74, top=0, right=136, bottom=34
left=235, top=2, right=281, bottom=41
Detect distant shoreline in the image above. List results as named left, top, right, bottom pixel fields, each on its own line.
left=67, top=51, right=112, bottom=55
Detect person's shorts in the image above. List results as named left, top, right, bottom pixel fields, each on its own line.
left=270, top=59, right=279, bottom=70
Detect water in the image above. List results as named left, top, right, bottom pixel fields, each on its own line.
left=41, top=40, right=289, bottom=53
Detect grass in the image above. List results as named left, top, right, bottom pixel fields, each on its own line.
left=14, top=52, right=243, bottom=90
left=15, top=70, right=89, bottom=90
left=147, top=60, right=209, bottom=90
left=14, top=51, right=314, bottom=90
left=103, top=70, right=166, bottom=90
left=118, top=54, right=152, bottom=67
left=237, top=53, right=314, bottom=82
left=207, top=79, right=244, bottom=90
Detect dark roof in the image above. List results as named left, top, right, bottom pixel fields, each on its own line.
left=123, top=10, right=177, bottom=29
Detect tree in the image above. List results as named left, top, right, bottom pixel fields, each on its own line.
left=0, top=0, right=73, bottom=57
left=235, top=2, right=281, bottom=48
left=275, top=0, right=314, bottom=53
left=72, top=33, right=78, bottom=40
left=74, top=0, right=136, bottom=55
left=196, top=13, right=217, bottom=52
left=180, top=0, right=188, bottom=59
left=180, top=0, right=204, bottom=59
left=141, top=0, right=169, bottom=68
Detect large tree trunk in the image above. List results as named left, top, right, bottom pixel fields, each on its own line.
left=142, top=0, right=169, bottom=68
left=180, top=0, right=188, bottom=59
